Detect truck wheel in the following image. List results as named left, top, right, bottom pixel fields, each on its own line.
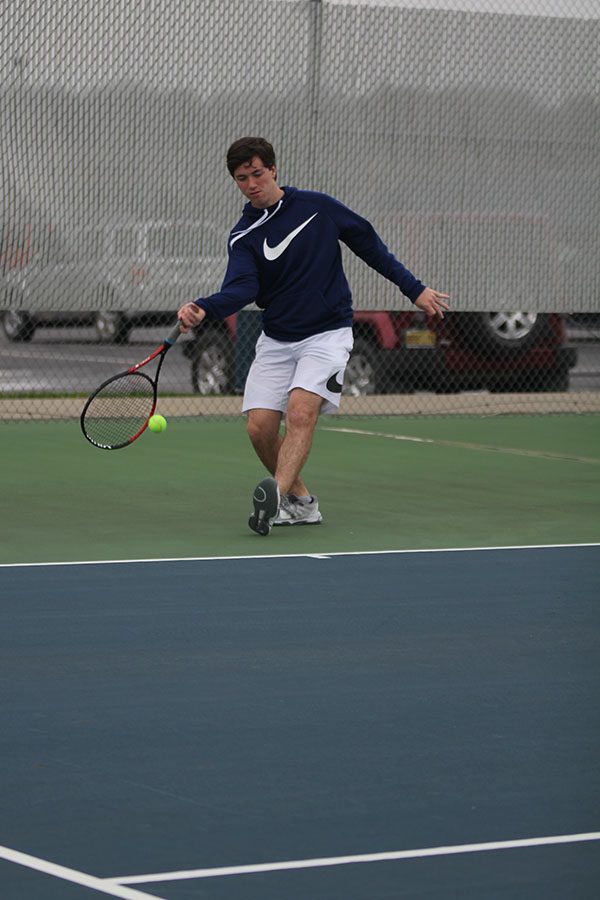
left=2, top=310, right=35, bottom=342
left=343, top=338, right=379, bottom=395
left=190, top=330, right=233, bottom=395
left=94, top=311, right=131, bottom=344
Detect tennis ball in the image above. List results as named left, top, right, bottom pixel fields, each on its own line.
left=148, top=414, right=167, bottom=433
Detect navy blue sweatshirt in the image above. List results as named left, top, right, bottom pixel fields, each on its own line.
left=195, top=187, right=425, bottom=342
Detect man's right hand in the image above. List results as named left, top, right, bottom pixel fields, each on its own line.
left=177, top=302, right=206, bottom=332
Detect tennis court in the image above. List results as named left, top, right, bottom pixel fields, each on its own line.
left=3, top=0, right=599, bottom=892
left=1, top=415, right=599, bottom=898
left=2, top=414, right=600, bottom=564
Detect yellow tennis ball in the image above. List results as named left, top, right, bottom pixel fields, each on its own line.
left=148, top=414, right=167, bottom=433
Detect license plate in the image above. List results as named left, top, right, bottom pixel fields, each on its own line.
left=405, top=329, right=436, bottom=347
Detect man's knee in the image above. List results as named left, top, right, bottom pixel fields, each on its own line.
left=285, top=391, right=322, bottom=433
left=246, top=417, right=261, bottom=446
left=246, top=410, right=281, bottom=447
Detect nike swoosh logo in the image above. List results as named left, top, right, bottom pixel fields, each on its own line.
left=263, top=213, right=318, bottom=261
left=326, top=372, right=344, bottom=394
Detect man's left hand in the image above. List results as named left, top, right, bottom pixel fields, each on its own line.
left=415, top=288, right=450, bottom=319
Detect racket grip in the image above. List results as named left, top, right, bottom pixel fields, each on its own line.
left=165, top=321, right=183, bottom=345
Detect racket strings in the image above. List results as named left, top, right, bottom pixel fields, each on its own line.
left=82, top=373, right=155, bottom=448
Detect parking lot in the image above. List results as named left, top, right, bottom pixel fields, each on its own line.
left=0, top=327, right=194, bottom=395
left=1, top=320, right=599, bottom=397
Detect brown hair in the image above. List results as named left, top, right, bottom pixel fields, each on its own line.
left=226, top=137, right=277, bottom=177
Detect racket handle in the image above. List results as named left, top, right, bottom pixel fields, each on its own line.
left=165, top=321, right=183, bottom=345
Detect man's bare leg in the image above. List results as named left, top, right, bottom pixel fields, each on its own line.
left=246, top=402, right=315, bottom=497
left=273, top=388, right=322, bottom=496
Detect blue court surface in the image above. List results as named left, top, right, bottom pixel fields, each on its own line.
left=1, top=544, right=599, bottom=899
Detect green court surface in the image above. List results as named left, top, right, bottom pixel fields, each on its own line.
left=2, top=414, right=599, bottom=565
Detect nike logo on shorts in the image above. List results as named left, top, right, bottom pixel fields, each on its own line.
left=263, top=213, right=318, bottom=261
left=326, top=372, right=344, bottom=394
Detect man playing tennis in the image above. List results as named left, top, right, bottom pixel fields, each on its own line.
left=178, top=137, right=449, bottom=535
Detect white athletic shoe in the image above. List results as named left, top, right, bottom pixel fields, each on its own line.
left=273, top=494, right=323, bottom=526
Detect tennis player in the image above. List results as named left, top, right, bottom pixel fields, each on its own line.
left=178, top=136, right=449, bottom=535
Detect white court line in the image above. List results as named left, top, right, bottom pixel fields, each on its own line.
left=0, top=844, right=166, bottom=899
left=112, top=831, right=600, bottom=885
left=322, top=425, right=600, bottom=465
left=0, top=542, right=598, bottom=569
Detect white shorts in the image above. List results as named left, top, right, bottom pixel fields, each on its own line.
left=242, top=327, right=354, bottom=415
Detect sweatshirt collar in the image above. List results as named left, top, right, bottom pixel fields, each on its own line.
left=242, top=186, right=296, bottom=219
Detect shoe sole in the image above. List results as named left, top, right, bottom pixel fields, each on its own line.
left=248, top=477, right=280, bottom=536
left=273, top=517, right=323, bottom=527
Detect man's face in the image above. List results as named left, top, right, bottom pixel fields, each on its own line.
left=232, top=156, right=283, bottom=208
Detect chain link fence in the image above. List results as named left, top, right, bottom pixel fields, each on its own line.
left=2, top=0, right=599, bottom=419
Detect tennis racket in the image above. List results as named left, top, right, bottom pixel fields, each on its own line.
left=80, top=321, right=182, bottom=450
